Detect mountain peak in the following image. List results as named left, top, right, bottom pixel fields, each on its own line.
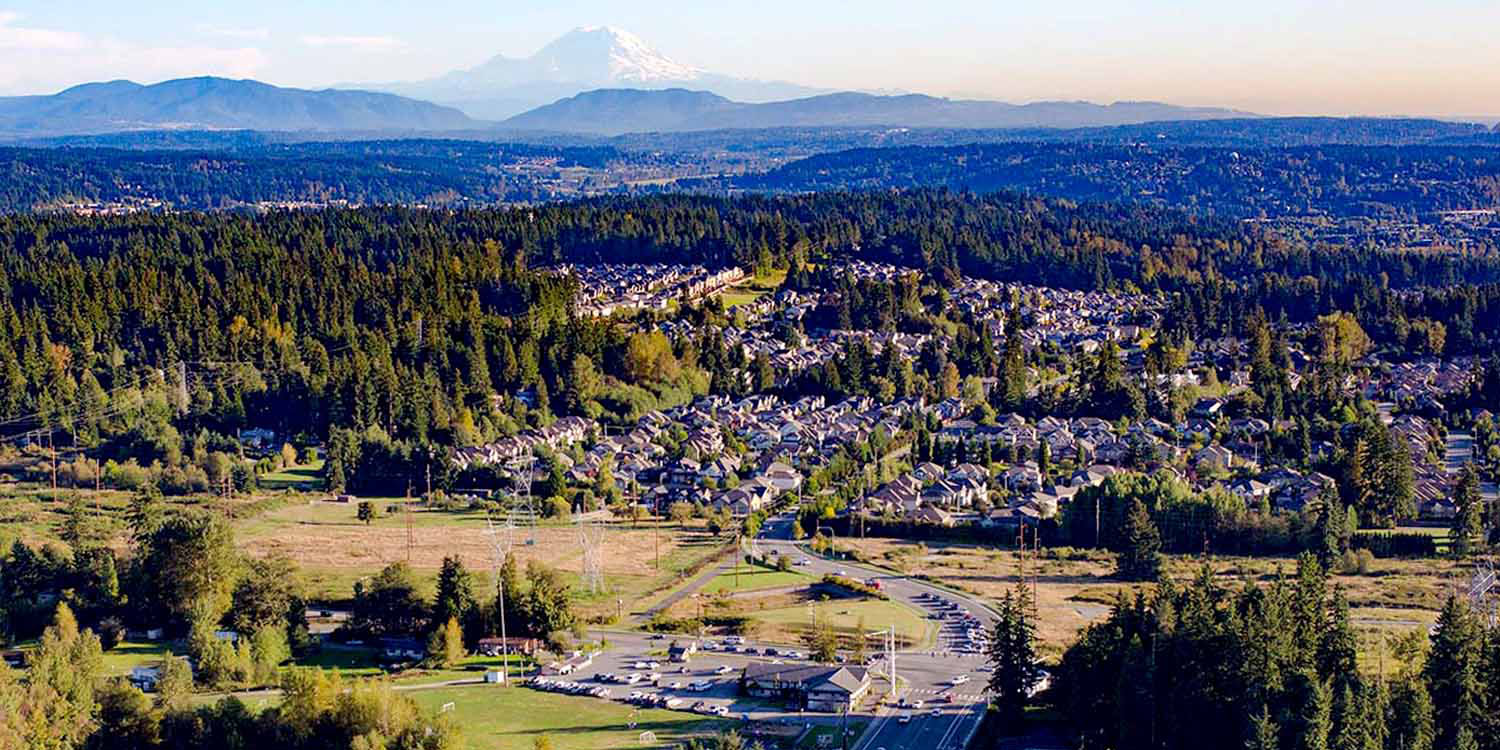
left=533, top=25, right=702, bottom=84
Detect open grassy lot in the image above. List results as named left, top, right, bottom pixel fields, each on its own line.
left=237, top=503, right=731, bottom=615
left=257, top=460, right=326, bottom=491
left=101, top=641, right=172, bottom=676
left=797, top=720, right=869, bottom=750
left=839, top=537, right=1467, bottom=658
left=408, top=686, right=732, bottom=750
left=717, top=267, right=788, bottom=309
left=700, top=564, right=813, bottom=595
left=753, top=598, right=933, bottom=650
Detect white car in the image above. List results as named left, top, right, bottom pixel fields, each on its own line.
left=716, top=665, right=734, bottom=674
left=950, top=675, right=970, bottom=685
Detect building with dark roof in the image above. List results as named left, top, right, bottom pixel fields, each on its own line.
left=741, top=662, right=872, bottom=712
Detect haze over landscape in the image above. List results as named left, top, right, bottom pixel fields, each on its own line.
left=3, top=1, right=1499, bottom=118
left=4, top=5, right=1500, bottom=750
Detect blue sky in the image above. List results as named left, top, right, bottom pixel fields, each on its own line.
left=1, top=0, right=1496, bottom=115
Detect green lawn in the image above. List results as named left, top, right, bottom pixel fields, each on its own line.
left=408, top=685, right=732, bottom=750
left=753, top=598, right=933, bottom=649
left=102, top=641, right=171, bottom=676
left=258, top=460, right=327, bottom=491
left=798, top=720, right=869, bottom=750
left=297, top=646, right=534, bottom=685
left=719, top=289, right=767, bottom=309
left=701, top=564, right=813, bottom=595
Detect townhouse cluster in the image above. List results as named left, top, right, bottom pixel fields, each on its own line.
left=560, top=263, right=746, bottom=318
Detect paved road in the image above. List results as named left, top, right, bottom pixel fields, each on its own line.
left=532, top=510, right=995, bottom=750
left=754, top=513, right=994, bottom=750
left=633, top=552, right=738, bottom=625
left=1446, top=430, right=1499, bottom=504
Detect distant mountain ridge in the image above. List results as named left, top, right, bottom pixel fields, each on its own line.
left=0, top=77, right=477, bottom=137
left=501, top=88, right=1257, bottom=135
left=364, top=26, right=825, bottom=119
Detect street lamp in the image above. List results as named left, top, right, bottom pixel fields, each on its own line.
left=817, top=526, right=838, bottom=560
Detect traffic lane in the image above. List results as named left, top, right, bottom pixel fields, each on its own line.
left=760, top=537, right=999, bottom=641
left=864, top=707, right=961, bottom=750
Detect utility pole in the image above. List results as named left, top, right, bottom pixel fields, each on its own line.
left=1095, top=495, right=1101, bottom=549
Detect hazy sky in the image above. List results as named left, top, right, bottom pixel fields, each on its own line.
left=1, top=0, right=1497, bottom=116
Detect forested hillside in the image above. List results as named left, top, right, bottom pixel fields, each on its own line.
left=3, top=190, right=1500, bottom=478
left=733, top=143, right=1500, bottom=220
left=0, top=141, right=650, bottom=211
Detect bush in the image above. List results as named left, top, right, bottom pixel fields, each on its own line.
left=97, top=617, right=126, bottom=651
left=544, top=496, right=572, bottom=520
left=1337, top=548, right=1377, bottom=575
left=819, top=574, right=888, bottom=600
left=104, top=460, right=150, bottom=491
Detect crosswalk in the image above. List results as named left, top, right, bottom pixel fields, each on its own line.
left=903, top=687, right=986, bottom=702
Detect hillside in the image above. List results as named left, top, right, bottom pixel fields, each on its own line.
left=502, top=88, right=1253, bottom=135
left=0, top=77, right=478, bottom=138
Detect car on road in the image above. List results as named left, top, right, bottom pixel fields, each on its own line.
left=716, top=665, right=734, bottom=674
left=723, top=636, right=745, bottom=645
left=931, top=708, right=942, bottom=716
left=950, top=675, right=970, bottom=685
left=796, top=558, right=811, bottom=566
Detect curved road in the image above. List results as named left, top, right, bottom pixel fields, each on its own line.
left=754, top=512, right=994, bottom=750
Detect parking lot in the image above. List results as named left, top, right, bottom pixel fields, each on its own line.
left=912, top=591, right=989, bottom=656
left=528, top=633, right=840, bottom=722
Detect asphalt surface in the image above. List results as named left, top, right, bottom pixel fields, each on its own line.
left=754, top=513, right=995, bottom=750
left=528, top=510, right=996, bottom=749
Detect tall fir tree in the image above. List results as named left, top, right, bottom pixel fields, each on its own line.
left=1117, top=498, right=1162, bottom=582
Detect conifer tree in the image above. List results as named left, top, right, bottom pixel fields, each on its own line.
left=1450, top=464, right=1484, bottom=558
left=1117, top=498, right=1162, bottom=581
left=1423, top=596, right=1482, bottom=750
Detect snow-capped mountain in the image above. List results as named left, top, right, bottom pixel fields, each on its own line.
left=365, top=26, right=821, bottom=120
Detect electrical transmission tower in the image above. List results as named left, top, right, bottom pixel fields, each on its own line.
left=1466, top=557, right=1498, bottom=627
left=486, top=511, right=515, bottom=682
left=509, top=449, right=538, bottom=546
left=578, top=516, right=607, bottom=595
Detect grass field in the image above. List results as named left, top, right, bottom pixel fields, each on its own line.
left=408, top=686, right=731, bottom=750
left=798, top=720, right=870, bottom=750
left=257, top=460, right=326, bottom=491
left=700, top=564, right=813, bottom=595
left=716, top=267, right=788, bottom=309
left=237, top=503, right=731, bottom=615
left=840, top=537, right=1468, bottom=658
left=101, top=641, right=172, bottom=676
left=752, top=598, right=933, bottom=649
